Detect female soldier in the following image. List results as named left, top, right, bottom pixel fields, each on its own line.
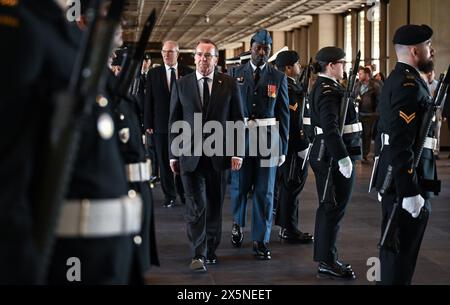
left=309, top=47, right=362, bottom=280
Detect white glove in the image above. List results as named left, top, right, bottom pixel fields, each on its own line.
left=278, top=155, right=286, bottom=167
left=298, top=148, right=309, bottom=160
left=402, top=194, right=425, bottom=218
left=377, top=192, right=382, bottom=203
left=338, top=156, right=352, bottom=178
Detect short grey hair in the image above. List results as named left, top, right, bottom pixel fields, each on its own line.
left=162, top=40, right=180, bottom=52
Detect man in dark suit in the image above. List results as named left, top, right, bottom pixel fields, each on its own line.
left=169, top=39, right=244, bottom=272
left=145, top=40, right=193, bottom=207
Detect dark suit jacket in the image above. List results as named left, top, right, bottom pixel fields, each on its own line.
left=169, top=72, right=244, bottom=173
left=144, top=64, right=193, bottom=133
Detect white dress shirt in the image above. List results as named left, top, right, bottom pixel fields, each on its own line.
left=165, top=63, right=178, bottom=89
left=196, top=70, right=214, bottom=105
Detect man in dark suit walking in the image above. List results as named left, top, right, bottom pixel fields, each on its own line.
left=169, top=39, right=244, bottom=272
left=145, top=40, right=193, bottom=207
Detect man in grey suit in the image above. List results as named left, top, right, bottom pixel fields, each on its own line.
left=169, top=39, right=244, bottom=272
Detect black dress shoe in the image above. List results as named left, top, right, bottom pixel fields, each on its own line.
left=231, top=223, right=243, bottom=248
left=163, top=199, right=175, bottom=208
left=253, top=241, right=271, bottom=260
left=317, top=261, right=355, bottom=280
left=279, top=229, right=314, bottom=244
left=205, top=253, right=218, bottom=265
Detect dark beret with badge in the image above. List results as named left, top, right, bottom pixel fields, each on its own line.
left=250, top=29, right=272, bottom=46
left=276, top=50, right=299, bottom=68
left=393, top=24, right=433, bottom=45
left=315, top=46, right=346, bottom=63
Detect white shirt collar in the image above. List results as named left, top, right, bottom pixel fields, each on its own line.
left=250, top=61, right=266, bottom=71
left=196, top=70, right=214, bottom=81
left=318, top=73, right=339, bottom=84
left=165, top=63, right=178, bottom=71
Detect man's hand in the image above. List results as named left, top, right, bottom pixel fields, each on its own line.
left=278, top=155, right=286, bottom=167
left=338, top=156, right=352, bottom=178
left=170, top=159, right=179, bottom=174
left=231, top=157, right=243, bottom=171
left=402, top=194, right=425, bottom=218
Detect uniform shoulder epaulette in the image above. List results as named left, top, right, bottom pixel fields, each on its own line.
left=402, top=71, right=418, bottom=88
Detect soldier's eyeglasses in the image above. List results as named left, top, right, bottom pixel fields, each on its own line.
left=332, top=60, right=346, bottom=65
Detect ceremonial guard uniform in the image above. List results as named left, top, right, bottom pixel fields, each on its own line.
left=273, top=51, right=313, bottom=243
left=374, top=24, right=439, bottom=285
left=47, top=5, right=143, bottom=284
left=309, top=47, right=362, bottom=279
left=229, top=29, right=290, bottom=260
left=0, top=0, right=76, bottom=284
left=114, top=72, right=160, bottom=282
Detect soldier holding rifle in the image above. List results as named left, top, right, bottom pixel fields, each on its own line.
left=374, top=24, right=444, bottom=285
left=309, top=47, right=362, bottom=280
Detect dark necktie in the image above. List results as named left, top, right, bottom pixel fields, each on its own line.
left=254, top=66, right=261, bottom=85
left=202, top=77, right=210, bottom=115
left=170, top=67, right=176, bottom=91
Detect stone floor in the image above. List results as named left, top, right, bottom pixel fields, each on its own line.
left=145, top=152, right=450, bottom=285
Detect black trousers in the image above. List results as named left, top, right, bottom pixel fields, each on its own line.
left=274, top=153, right=309, bottom=231
left=181, top=157, right=226, bottom=259
left=146, top=133, right=159, bottom=176
left=310, top=156, right=355, bottom=264
left=379, top=193, right=429, bottom=285
left=360, top=115, right=375, bottom=159
left=153, top=133, right=184, bottom=201
left=48, top=235, right=136, bottom=284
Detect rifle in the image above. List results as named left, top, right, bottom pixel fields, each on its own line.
left=321, top=51, right=361, bottom=203
left=299, top=58, right=313, bottom=170
left=114, top=9, right=156, bottom=103
left=33, top=0, right=127, bottom=283
left=379, top=65, right=450, bottom=250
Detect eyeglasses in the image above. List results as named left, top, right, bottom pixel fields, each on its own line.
left=332, top=60, right=346, bottom=65
left=162, top=50, right=177, bottom=55
left=195, top=52, right=217, bottom=59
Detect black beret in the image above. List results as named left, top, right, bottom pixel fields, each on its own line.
left=315, top=46, right=345, bottom=63
left=276, top=51, right=299, bottom=67
left=393, top=24, right=433, bottom=45
left=250, top=29, right=272, bottom=46
left=112, top=48, right=127, bottom=66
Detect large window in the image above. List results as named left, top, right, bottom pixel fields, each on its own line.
left=371, top=2, right=381, bottom=73
left=358, top=10, right=365, bottom=63
left=344, top=14, right=352, bottom=73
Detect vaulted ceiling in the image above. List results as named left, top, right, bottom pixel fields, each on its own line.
left=122, top=0, right=367, bottom=50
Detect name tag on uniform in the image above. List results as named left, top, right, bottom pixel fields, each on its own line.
left=267, top=84, right=277, bottom=98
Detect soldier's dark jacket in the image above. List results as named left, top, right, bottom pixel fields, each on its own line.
left=375, top=62, right=439, bottom=199
left=0, top=0, right=77, bottom=284
left=286, top=77, right=310, bottom=153
left=114, top=77, right=160, bottom=271
left=309, top=76, right=362, bottom=161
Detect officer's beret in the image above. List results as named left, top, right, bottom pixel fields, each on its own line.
left=250, top=29, right=272, bottom=46
left=112, top=48, right=127, bottom=66
left=393, top=24, right=433, bottom=45
left=276, top=51, right=299, bottom=67
left=315, top=46, right=345, bottom=63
